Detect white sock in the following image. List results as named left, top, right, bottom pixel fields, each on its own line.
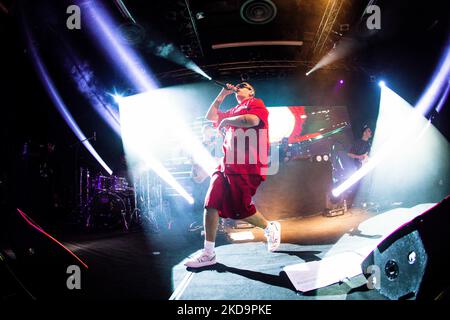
left=264, top=222, right=272, bottom=233
left=204, top=240, right=215, bottom=254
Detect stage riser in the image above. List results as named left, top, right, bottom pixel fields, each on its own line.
left=254, top=160, right=332, bottom=220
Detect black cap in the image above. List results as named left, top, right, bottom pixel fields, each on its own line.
left=361, top=124, right=371, bottom=135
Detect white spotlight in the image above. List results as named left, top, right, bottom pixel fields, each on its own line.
left=118, top=88, right=215, bottom=204
left=267, top=107, right=296, bottom=143
left=378, top=80, right=386, bottom=88
left=113, top=94, right=123, bottom=103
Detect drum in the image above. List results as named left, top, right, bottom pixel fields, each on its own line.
left=89, top=192, right=127, bottom=229
left=93, top=175, right=112, bottom=192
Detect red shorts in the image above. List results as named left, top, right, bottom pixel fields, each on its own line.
left=204, top=171, right=262, bottom=220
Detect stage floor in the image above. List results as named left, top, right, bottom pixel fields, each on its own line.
left=171, top=203, right=434, bottom=300
left=2, top=203, right=435, bottom=300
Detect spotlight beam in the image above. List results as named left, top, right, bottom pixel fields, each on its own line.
left=306, top=37, right=359, bottom=76
left=113, top=0, right=136, bottom=23
left=416, top=44, right=450, bottom=115
left=139, top=152, right=194, bottom=204
left=333, top=43, right=450, bottom=198
left=118, top=90, right=216, bottom=205
left=24, top=16, right=113, bottom=175
left=332, top=87, right=417, bottom=197
left=83, top=1, right=157, bottom=92
left=88, top=0, right=210, bottom=83
left=435, top=82, right=450, bottom=113
left=83, top=2, right=197, bottom=202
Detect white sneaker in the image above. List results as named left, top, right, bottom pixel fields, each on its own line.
left=264, top=221, right=281, bottom=252
left=184, top=250, right=216, bottom=268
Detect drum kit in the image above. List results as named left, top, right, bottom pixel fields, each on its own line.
left=80, top=169, right=169, bottom=231
left=81, top=172, right=134, bottom=230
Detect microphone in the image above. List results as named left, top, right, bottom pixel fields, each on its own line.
left=213, top=80, right=236, bottom=92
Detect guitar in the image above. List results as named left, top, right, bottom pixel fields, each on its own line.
left=360, top=153, right=369, bottom=165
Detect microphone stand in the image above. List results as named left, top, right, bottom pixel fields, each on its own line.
left=67, top=133, right=96, bottom=228
left=69, top=133, right=96, bottom=148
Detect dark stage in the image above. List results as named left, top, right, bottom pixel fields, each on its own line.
left=2, top=207, right=383, bottom=300
left=2, top=201, right=448, bottom=301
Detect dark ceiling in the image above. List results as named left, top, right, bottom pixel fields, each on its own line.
left=92, top=0, right=448, bottom=84
left=105, top=0, right=369, bottom=81
left=3, top=0, right=448, bottom=87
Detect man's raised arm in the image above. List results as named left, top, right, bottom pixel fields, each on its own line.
left=205, top=86, right=234, bottom=122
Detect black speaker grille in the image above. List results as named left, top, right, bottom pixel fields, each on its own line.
left=374, top=230, right=428, bottom=300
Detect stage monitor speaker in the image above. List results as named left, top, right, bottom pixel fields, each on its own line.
left=361, top=196, right=450, bottom=300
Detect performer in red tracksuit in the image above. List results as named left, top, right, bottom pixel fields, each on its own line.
left=185, top=82, right=281, bottom=268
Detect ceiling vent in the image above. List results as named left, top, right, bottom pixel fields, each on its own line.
left=117, top=23, right=146, bottom=45
left=240, top=0, right=277, bottom=25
